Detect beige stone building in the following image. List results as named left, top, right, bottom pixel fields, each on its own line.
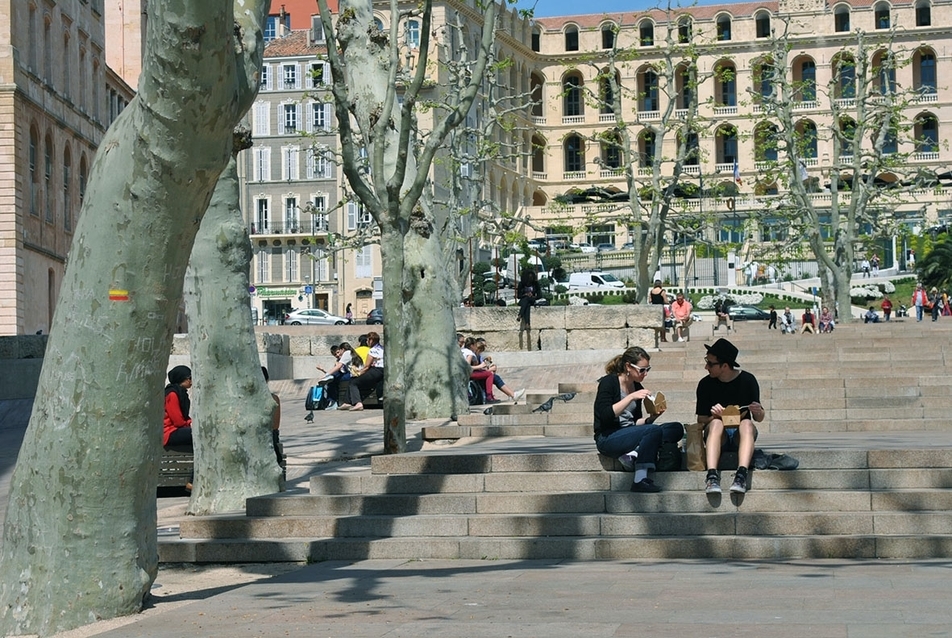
left=0, top=0, right=133, bottom=336
left=520, top=0, right=950, bottom=270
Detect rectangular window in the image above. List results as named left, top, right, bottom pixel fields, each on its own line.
left=312, top=195, right=328, bottom=231
left=307, top=152, right=327, bottom=179
left=283, top=64, right=297, bottom=89
left=260, top=64, right=270, bottom=90
left=406, top=20, right=420, bottom=48
left=916, top=5, right=931, bottom=26
left=285, top=197, right=298, bottom=232
left=63, top=159, right=71, bottom=231
left=347, top=202, right=372, bottom=230
left=314, top=246, right=329, bottom=281
left=286, top=248, right=298, bottom=281
left=282, top=146, right=299, bottom=181
left=253, top=147, right=271, bottom=181
left=253, top=101, right=270, bottom=136
left=311, top=102, right=326, bottom=131
left=835, top=11, right=850, bottom=32
left=284, top=103, right=297, bottom=134
left=355, top=246, right=373, bottom=279
left=310, top=62, right=328, bottom=87
left=256, top=198, right=270, bottom=233
left=257, top=247, right=269, bottom=282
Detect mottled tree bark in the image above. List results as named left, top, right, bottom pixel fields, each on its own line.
left=184, top=154, right=282, bottom=514
left=0, top=2, right=268, bottom=635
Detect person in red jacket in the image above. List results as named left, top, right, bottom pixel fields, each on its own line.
left=163, top=365, right=193, bottom=451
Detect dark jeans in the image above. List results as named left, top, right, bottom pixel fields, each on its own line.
left=595, top=422, right=683, bottom=468
left=164, top=426, right=193, bottom=453
left=347, top=367, right=384, bottom=405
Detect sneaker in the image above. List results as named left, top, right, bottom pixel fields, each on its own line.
left=730, top=473, right=748, bottom=494
left=513, top=389, right=526, bottom=402
left=705, top=475, right=722, bottom=494
left=618, top=453, right=636, bottom=472
left=486, top=398, right=502, bottom=404
left=325, top=401, right=338, bottom=411
left=677, top=337, right=685, bottom=342
left=630, top=478, right=661, bottom=493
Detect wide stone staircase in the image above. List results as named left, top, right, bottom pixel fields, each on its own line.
left=160, top=320, right=952, bottom=562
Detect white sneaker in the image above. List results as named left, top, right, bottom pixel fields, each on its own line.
left=677, top=337, right=685, bottom=342
left=618, top=450, right=638, bottom=471
left=325, top=401, right=338, bottom=411
left=513, top=389, right=526, bottom=402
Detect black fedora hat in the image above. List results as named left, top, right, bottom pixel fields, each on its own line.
left=705, top=338, right=738, bottom=368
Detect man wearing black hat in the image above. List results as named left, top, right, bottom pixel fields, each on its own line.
left=696, top=338, right=765, bottom=494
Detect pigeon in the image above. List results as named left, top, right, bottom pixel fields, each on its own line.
left=532, top=397, right=555, bottom=413
left=557, top=392, right=577, bottom=402
left=483, top=407, right=495, bottom=415
left=304, top=411, right=314, bottom=423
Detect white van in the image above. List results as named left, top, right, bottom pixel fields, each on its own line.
left=567, top=271, right=625, bottom=290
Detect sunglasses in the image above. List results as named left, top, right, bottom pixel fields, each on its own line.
left=704, top=359, right=722, bottom=368
left=629, top=363, right=651, bottom=374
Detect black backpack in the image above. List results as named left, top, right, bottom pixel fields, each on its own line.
left=467, top=379, right=485, bottom=406
left=305, top=385, right=330, bottom=411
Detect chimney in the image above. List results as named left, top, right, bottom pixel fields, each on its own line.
left=278, top=5, right=289, bottom=38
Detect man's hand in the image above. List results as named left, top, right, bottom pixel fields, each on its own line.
left=747, top=401, right=765, bottom=421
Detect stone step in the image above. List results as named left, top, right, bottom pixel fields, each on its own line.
left=159, top=533, right=952, bottom=563
left=305, top=467, right=952, bottom=495
left=178, top=510, right=952, bottom=540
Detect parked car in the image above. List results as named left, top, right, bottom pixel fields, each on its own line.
left=568, top=271, right=625, bottom=290
left=284, top=308, right=348, bottom=325
left=366, top=308, right=384, bottom=325
left=596, top=243, right=616, bottom=252
left=576, top=243, right=597, bottom=254
left=728, top=305, right=771, bottom=321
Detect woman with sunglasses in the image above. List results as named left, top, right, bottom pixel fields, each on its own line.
left=593, top=347, right=681, bottom=492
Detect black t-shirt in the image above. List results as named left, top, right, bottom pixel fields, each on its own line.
left=695, top=369, right=760, bottom=418
left=593, top=374, right=643, bottom=439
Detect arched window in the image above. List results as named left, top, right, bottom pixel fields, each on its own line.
left=834, top=5, right=850, bottom=32
left=562, top=73, right=583, bottom=118
left=716, top=15, right=731, bottom=41
left=639, top=20, right=654, bottom=46
left=29, top=126, right=39, bottom=217
left=677, top=16, right=692, bottom=43
left=754, top=59, right=775, bottom=101
left=874, top=2, right=890, bottom=29
left=714, top=61, right=736, bottom=107
left=873, top=50, right=896, bottom=95
left=755, top=12, right=771, bottom=38
left=916, top=0, right=931, bottom=26
left=530, top=73, right=544, bottom=117
left=716, top=125, right=738, bottom=164
left=796, top=59, right=816, bottom=102
left=914, top=50, right=937, bottom=95
left=601, top=23, right=615, bottom=49
left=563, top=134, right=585, bottom=173
left=564, top=25, right=579, bottom=52
left=915, top=114, right=938, bottom=153
left=833, top=54, right=856, bottom=100
left=796, top=120, right=818, bottom=159
left=838, top=118, right=857, bottom=157
left=406, top=19, right=420, bottom=48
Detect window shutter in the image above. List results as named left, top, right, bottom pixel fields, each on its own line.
left=253, top=101, right=269, bottom=136
left=323, top=103, right=332, bottom=131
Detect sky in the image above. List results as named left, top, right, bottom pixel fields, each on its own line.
left=524, top=0, right=724, bottom=18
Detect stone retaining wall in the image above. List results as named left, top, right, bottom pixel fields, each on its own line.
left=2, top=306, right=662, bottom=398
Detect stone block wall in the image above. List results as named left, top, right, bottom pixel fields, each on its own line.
left=453, top=305, right=662, bottom=351
left=0, top=335, right=48, bottom=400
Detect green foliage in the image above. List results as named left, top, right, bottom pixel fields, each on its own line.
left=918, top=237, right=952, bottom=291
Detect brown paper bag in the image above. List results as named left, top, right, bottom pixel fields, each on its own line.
left=685, top=422, right=707, bottom=471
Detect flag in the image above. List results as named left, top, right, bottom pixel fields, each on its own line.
left=733, top=159, right=742, bottom=185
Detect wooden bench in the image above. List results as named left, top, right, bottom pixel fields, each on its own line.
left=158, top=446, right=287, bottom=490
left=158, top=449, right=193, bottom=488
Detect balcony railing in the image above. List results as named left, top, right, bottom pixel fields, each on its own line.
left=714, top=106, right=737, bottom=116
left=532, top=171, right=548, bottom=180
left=600, top=168, right=624, bottom=178
left=563, top=170, right=586, bottom=180
left=532, top=115, right=546, bottom=125
left=250, top=220, right=330, bottom=235
left=562, top=115, right=585, bottom=125
left=598, top=113, right=616, bottom=123
left=833, top=98, right=856, bottom=109
left=637, top=109, right=661, bottom=121
left=913, top=151, right=940, bottom=161
left=913, top=91, right=938, bottom=103
left=793, top=100, right=818, bottom=110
